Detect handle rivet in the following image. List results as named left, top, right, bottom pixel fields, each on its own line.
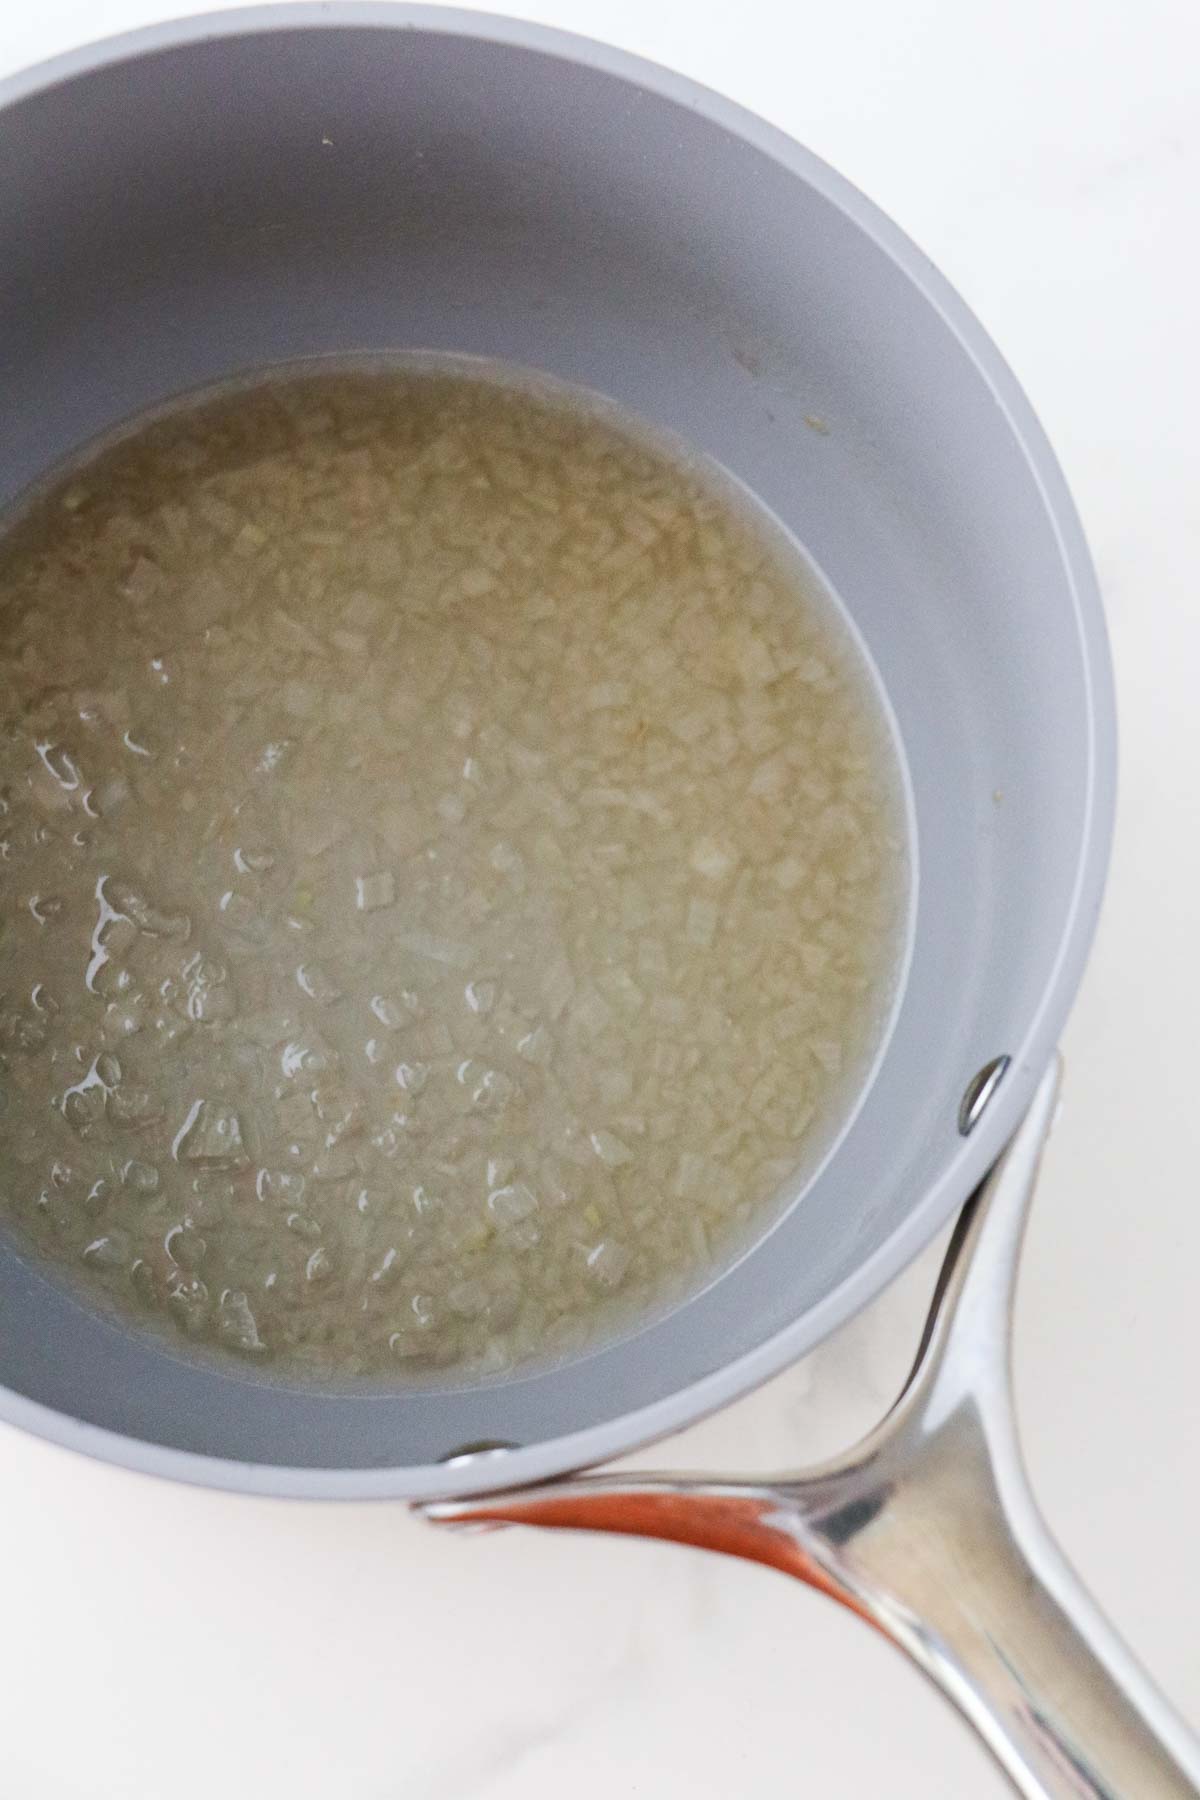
left=439, top=1440, right=518, bottom=1468
left=959, top=1055, right=1011, bottom=1135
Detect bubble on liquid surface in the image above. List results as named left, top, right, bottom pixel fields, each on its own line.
left=172, top=1100, right=248, bottom=1169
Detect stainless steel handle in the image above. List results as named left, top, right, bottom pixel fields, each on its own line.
left=424, top=1061, right=1200, bottom=1797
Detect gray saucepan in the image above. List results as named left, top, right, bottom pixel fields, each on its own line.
left=1, top=9, right=1195, bottom=1796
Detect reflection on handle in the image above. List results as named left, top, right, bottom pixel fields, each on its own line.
left=424, top=1061, right=1200, bottom=1798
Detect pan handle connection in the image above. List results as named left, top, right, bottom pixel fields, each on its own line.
left=422, top=1061, right=1200, bottom=1799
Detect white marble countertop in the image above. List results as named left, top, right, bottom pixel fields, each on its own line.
left=3, top=1, right=1198, bottom=1794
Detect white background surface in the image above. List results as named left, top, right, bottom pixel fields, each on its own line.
left=2, top=1, right=1199, bottom=1794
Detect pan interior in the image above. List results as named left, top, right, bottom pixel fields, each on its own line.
left=0, top=15, right=1108, bottom=1484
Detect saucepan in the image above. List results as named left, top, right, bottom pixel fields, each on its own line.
left=1, top=7, right=1195, bottom=1794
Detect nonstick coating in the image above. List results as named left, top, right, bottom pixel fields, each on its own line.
left=0, top=7, right=1114, bottom=1498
